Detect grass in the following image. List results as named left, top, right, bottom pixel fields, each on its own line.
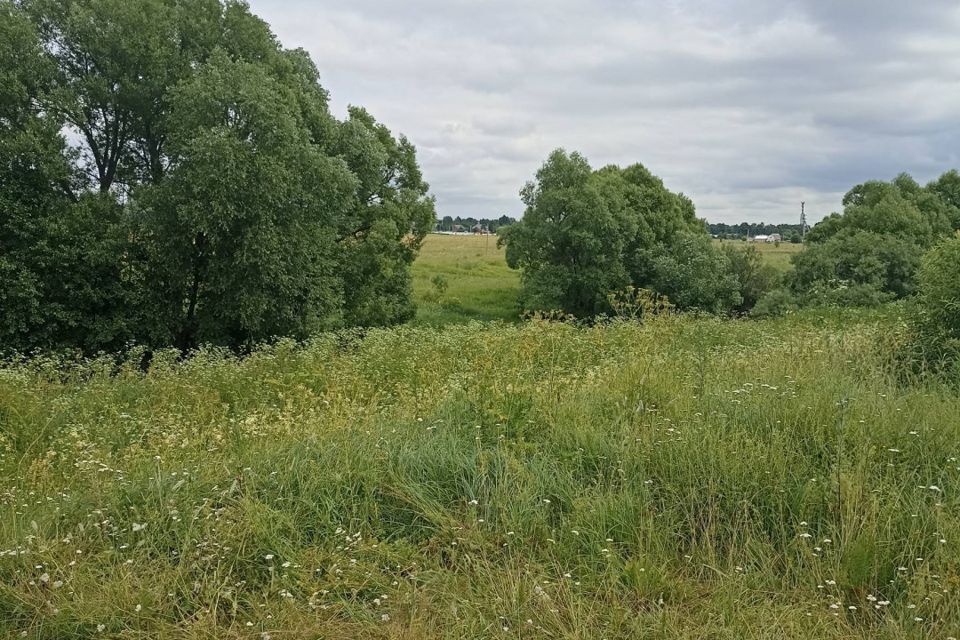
left=411, top=234, right=805, bottom=326
left=1, top=307, right=959, bottom=638
left=713, top=238, right=804, bottom=272
left=411, top=234, right=520, bottom=326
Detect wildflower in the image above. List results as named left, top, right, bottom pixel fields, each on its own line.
left=381, top=614, right=390, bottom=622
left=132, top=523, right=146, bottom=532
left=264, top=554, right=274, bottom=561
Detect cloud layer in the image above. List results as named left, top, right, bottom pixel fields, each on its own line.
left=249, top=0, right=960, bottom=223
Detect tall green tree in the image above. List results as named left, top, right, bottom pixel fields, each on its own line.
left=334, top=107, right=435, bottom=327
left=794, top=173, right=956, bottom=303
left=1, top=0, right=434, bottom=353
left=1, top=5, right=135, bottom=352
left=134, top=53, right=358, bottom=349
left=500, top=149, right=739, bottom=317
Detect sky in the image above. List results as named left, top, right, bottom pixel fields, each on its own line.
left=249, top=0, right=960, bottom=224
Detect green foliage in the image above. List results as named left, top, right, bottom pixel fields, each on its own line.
left=134, top=52, right=356, bottom=349
left=912, top=234, right=960, bottom=371
left=0, top=0, right=434, bottom=353
left=501, top=149, right=737, bottom=317
left=793, top=174, right=957, bottom=305
left=750, top=288, right=800, bottom=318
left=723, top=244, right=782, bottom=313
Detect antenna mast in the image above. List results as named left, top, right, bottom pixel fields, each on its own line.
left=800, top=201, right=807, bottom=242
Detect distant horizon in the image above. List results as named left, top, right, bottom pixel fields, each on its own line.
left=250, top=0, right=960, bottom=225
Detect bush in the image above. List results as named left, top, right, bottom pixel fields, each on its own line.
left=723, top=244, right=781, bottom=313
left=913, top=235, right=960, bottom=371
left=750, top=288, right=800, bottom=318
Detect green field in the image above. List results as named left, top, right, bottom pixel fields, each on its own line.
left=411, top=234, right=804, bottom=325
left=713, top=238, right=804, bottom=272
left=4, top=234, right=958, bottom=640
left=412, top=234, right=520, bottom=325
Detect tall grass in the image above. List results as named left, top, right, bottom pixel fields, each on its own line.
left=0, top=310, right=957, bottom=638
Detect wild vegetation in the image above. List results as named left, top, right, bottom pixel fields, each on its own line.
left=780, top=173, right=960, bottom=309
left=2, top=2, right=960, bottom=639
left=499, top=150, right=740, bottom=317
left=3, top=308, right=960, bottom=639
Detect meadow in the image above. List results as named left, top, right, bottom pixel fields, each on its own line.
left=411, top=234, right=520, bottom=326
left=713, top=238, right=804, bottom=272
left=411, top=234, right=803, bottom=325
left=2, top=235, right=959, bottom=639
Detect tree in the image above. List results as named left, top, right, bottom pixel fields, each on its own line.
left=793, top=174, right=956, bottom=304
left=134, top=53, right=357, bottom=349
left=333, top=107, right=435, bottom=327
left=1, top=0, right=434, bottom=353
left=1, top=4, right=136, bottom=352
left=500, top=149, right=739, bottom=317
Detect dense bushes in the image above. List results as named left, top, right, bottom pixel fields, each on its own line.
left=500, top=150, right=746, bottom=317
left=789, top=174, right=958, bottom=305
left=912, top=234, right=960, bottom=372
left=0, top=0, right=434, bottom=354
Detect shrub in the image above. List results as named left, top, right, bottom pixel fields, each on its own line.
left=723, top=244, right=781, bottom=313
left=913, top=235, right=960, bottom=371
left=750, top=288, right=800, bottom=318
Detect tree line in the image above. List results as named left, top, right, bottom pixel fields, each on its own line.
left=706, top=222, right=805, bottom=242
left=0, top=0, right=434, bottom=354
left=499, top=150, right=960, bottom=323
left=3, top=0, right=959, bottom=367
left=435, top=215, right=515, bottom=233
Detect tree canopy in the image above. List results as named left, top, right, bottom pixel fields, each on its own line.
left=791, top=173, right=958, bottom=303
left=0, top=0, right=434, bottom=353
left=500, top=149, right=741, bottom=317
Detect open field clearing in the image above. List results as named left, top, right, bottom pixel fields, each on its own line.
left=713, top=238, right=804, bottom=272
left=412, top=234, right=804, bottom=325
left=2, top=310, right=958, bottom=639
left=412, top=234, right=520, bottom=325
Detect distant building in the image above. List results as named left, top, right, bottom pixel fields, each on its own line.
left=749, top=233, right=781, bottom=243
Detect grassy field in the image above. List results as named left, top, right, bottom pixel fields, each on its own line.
left=411, top=234, right=520, bottom=326
left=713, top=238, right=804, bottom=272
left=3, top=234, right=957, bottom=639
left=411, top=234, right=804, bottom=325
left=2, top=308, right=959, bottom=639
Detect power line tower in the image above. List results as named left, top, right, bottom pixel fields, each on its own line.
left=800, top=201, right=807, bottom=242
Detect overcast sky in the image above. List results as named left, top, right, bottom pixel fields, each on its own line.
left=249, top=0, right=960, bottom=224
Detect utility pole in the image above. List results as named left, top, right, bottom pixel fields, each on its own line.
left=800, top=201, right=807, bottom=243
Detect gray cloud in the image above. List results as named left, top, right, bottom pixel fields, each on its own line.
left=249, top=0, right=960, bottom=223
